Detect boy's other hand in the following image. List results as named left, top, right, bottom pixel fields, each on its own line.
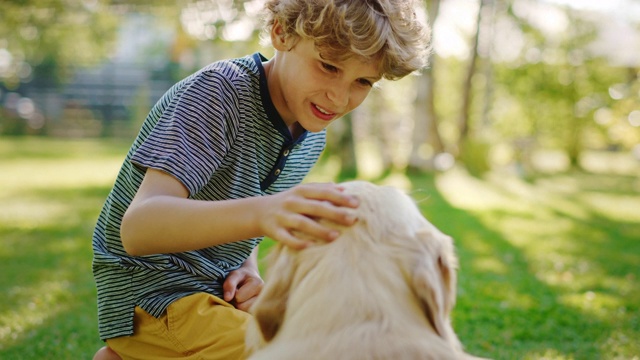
left=223, top=266, right=264, bottom=312
left=260, top=183, right=359, bottom=249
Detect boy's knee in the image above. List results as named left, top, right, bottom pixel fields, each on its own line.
left=93, top=346, right=122, bottom=360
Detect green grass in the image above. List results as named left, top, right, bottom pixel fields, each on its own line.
left=420, top=169, right=640, bottom=359
left=1, top=137, right=639, bottom=359
left=0, top=137, right=130, bottom=359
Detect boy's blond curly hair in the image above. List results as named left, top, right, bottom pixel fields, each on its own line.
left=263, top=0, right=432, bottom=80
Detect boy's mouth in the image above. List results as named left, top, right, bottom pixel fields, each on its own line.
left=312, top=103, right=337, bottom=120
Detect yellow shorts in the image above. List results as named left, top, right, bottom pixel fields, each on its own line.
left=106, top=292, right=251, bottom=360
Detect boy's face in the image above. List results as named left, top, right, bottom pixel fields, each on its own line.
left=266, top=30, right=381, bottom=133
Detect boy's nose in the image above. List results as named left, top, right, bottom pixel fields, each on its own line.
left=326, top=84, right=349, bottom=109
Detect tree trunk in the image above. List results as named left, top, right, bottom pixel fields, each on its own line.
left=458, top=0, right=484, bottom=148
left=408, top=0, right=444, bottom=171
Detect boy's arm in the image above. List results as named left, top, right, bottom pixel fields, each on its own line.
left=120, top=168, right=358, bottom=256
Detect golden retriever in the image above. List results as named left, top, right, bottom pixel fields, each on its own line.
left=246, top=181, right=486, bottom=360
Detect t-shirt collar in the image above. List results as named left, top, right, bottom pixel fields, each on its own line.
left=253, top=52, right=308, bottom=144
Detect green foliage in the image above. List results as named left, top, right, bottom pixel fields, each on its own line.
left=0, top=0, right=120, bottom=87
left=485, top=7, right=639, bottom=162
left=458, top=137, right=492, bottom=176
left=3, top=0, right=638, bottom=174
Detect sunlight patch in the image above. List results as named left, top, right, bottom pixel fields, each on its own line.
left=473, top=256, right=509, bottom=274
left=522, top=348, right=574, bottom=359
left=578, top=192, right=640, bottom=222
left=307, top=155, right=341, bottom=183
left=435, top=167, right=529, bottom=211
left=499, top=291, right=536, bottom=310
left=355, top=140, right=384, bottom=180
left=559, top=291, right=624, bottom=319
left=0, top=159, right=121, bottom=196
left=379, top=172, right=413, bottom=192
left=580, top=151, right=640, bottom=176
left=0, top=198, right=75, bottom=229
left=600, top=330, right=640, bottom=360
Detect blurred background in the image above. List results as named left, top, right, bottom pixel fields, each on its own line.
left=1, top=0, right=638, bottom=177
left=1, top=0, right=639, bottom=359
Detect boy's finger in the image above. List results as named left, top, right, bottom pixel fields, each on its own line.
left=274, top=228, right=312, bottom=249
left=301, top=201, right=358, bottom=227
left=222, top=272, right=240, bottom=301
left=293, top=217, right=340, bottom=245
left=300, top=183, right=359, bottom=208
left=235, top=278, right=263, bottom=303
left=235, top=297, right=257, bottom=312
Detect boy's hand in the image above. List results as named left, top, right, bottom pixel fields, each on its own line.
left=223, top=266, right=264, bottom=312
left=260, top=183, right=359, bottom=249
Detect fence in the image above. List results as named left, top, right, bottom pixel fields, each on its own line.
left=0, top=61, right=175, bottom=137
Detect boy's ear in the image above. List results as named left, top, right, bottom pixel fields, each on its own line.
left=270, top=20, right=290, bottom=51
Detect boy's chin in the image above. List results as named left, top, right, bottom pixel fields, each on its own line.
left=299, top=120, right=334, bottom=133
left=304, top=125, right=327, bottom=133
left=306, top=126, right=330, bottom=134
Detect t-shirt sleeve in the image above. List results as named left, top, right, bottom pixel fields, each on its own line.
left=131, top=70, right=238, bottom=196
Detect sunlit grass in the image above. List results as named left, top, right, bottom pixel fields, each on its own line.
left=425, top=166, right=640, bottom=359
left=1, top=136, right=638, bottom=359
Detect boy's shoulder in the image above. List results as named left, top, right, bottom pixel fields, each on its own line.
left=197, top=53, right=262, bottom=84
left=164, top=54, right=261, bottom=103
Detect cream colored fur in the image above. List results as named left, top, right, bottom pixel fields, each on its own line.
left=246, top=181, right=486, bottom=360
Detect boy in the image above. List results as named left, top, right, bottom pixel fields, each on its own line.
left=93, top=0, right=431, bottom=359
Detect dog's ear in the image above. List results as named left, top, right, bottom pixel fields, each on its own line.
left=412, top=229, right=459, bottom=344
left=250, top=245, right=297, bottom=342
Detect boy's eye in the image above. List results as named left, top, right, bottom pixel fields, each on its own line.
left=357, top=78, right=373, bottom=87
left=321, top=62, right=338, bottom=73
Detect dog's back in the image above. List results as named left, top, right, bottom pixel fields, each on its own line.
left=247, top=181, right=484, bottom=360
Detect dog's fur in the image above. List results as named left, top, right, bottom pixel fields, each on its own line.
left=246, top=181, right=485, bottom=360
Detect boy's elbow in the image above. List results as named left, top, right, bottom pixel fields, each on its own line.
left=120, top=211, right=145, bottom=256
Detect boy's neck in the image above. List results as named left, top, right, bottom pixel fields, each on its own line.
left=289, top=122, right=304, bottom=139
left=262, top=57, right=306, bottom=140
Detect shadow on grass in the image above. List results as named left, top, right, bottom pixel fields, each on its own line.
left=409, top=172, right=639, bottom=359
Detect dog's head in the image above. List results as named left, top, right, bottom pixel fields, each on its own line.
left=339, top=181, right=460, bottom=343
left=248, top=181, right=460, bottom=348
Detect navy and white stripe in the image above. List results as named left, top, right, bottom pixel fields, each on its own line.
left=92, top=53, right=326, bottom=340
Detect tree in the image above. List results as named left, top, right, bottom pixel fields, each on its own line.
left=408, top=0, right=445, bottom=171
left=0, top=0, right=122, bottom=88
left=491, top=1, right=630, bottom=169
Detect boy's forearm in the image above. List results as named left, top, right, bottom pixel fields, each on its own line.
left=121, top=195, right=266, bottom=256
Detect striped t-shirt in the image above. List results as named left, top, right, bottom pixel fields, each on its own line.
left=92, top=53, right=326, bottom=340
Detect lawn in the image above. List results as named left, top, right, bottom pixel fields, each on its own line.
left=0, top=137, right=638, bottom=359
